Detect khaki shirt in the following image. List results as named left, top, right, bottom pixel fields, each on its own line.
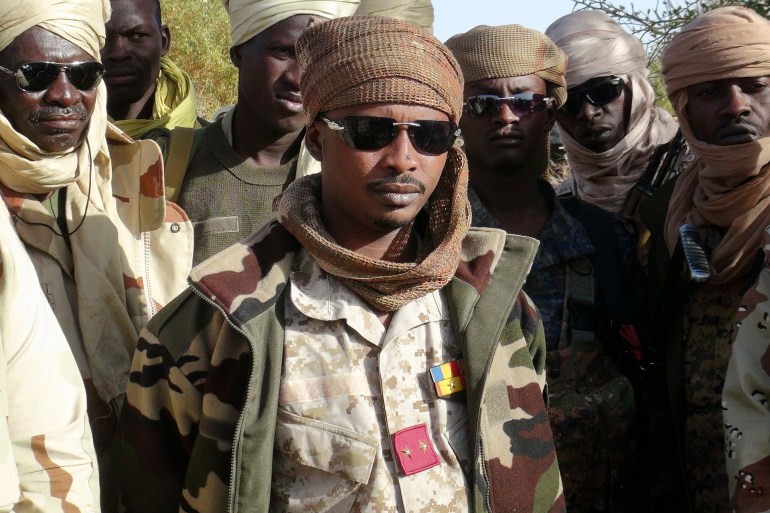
left=275, top=249, right=470, bottom=513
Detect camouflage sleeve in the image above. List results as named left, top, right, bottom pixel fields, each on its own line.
left=723, top=250, right=770, bottom=512
left=118, top=289, right=249, bottom=513
left=475, top=289, right=565, bottom=513
left=1, top=208, right=99, bottom=512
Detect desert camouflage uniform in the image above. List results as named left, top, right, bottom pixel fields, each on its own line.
left=277, top=248, right=469, bottom=512
left=118, top=222, right=566, bottom=513
left=722, top=225, right=770, bottom=513
left=2, top=123, right=193, bottom=512
left=470, top=181, right=638, bottom=512
left=0, top=204, right=99, bottom=512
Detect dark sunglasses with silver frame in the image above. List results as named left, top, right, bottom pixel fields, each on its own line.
left=0, top=61, right=106, bottom=92
left=560, top=76, right=624, bottom=115
left=319, top=115, right=461, bottom=155
left=463, top=93, right=556, bottom=118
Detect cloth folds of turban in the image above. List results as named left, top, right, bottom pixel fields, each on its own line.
left=662, top=7, right=770, bottom=285
left=356, top=0, right=434, bottom=33
left=444, top=24, right=568, bottom=107
left=298, top=15, right=464, bottom=124
left=283, top=15, right=470, bottom=312
left=223, top=0, right=359, bottom=49
left=546, top=10, right=678, bottom=213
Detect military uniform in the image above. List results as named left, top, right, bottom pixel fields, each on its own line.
left=118, top=221, right=566, bottom=513
left=722, top=225, right=770, bottom=513
left=470, top=181, right=638, bottom=512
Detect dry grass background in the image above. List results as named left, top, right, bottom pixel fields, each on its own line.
left=162, top=0, right=237, bottom=119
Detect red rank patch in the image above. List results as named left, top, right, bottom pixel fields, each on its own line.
left=392, top=423, right=440, bottom=476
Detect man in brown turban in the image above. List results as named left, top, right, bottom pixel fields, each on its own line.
left=119, top=15, right=565, bottom=513
left=447, top=24, right=641, bottom=513
left=639, top=6, right=770, bottom=511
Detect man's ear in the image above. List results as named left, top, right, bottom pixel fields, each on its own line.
left=305, top=123, right=323, bottom=162
left=230, top=44, right=242, bottom=68
left=160, top=25, right=171, bottom=56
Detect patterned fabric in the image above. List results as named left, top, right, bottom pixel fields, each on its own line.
left=355, top=0, right=434, bottom=33
left=723, top=225, right=770, bottom=513
left=5, top=125, right=193, bottom=512
left=445, top=24, right=567, bottom=107
left=118, top=221, right=566, bottom=513
left=278, top=151, right=470, bottom=312
left=0, top=204, right=99, bottom=512
left=297, top=15, right=464, bottom=125
left=470, top=181, right=638, bottom=511
left=276, top=248, right=469, bottom=512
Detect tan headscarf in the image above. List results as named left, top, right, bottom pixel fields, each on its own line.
left=445, top=24, right=568, bottom=107
left=546, top=10, right=678, bottom=213
left=0, top=0, right=140, bottom=403
left=445, top=24, right=567, bottom=177
left=223, top=0, right=359, bottom=48
left=281, top=15, right=470, bottom=312
left=356, top=0, right=434, bottom=33
left=662, top=6, right=770, bottom=285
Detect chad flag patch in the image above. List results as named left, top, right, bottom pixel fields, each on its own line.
left=430, top=360, right=465, bottom=398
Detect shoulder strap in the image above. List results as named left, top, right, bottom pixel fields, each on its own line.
left=164, top=126, right=202, bottom=203
left=562, top=255, right=599, bottom=351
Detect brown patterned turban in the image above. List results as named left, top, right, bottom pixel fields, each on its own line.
left=445, top=24, right=568, bottom=107
left=297, top=15, right=464, bottom=124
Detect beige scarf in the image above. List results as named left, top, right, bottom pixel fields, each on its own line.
left=278, top=147, right=471, bottom=312
left=662, top=6, right=770, bottom=285
left=558, top=71, right=678, bottom=212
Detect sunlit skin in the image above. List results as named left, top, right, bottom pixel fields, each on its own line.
left=102, top=0, right=170, bottom=121
left=459, top=75, right=555, bottom=238
left=555, top=76, right=631, bottom=153
left=0, top=27, right=97, bottom=153
left=685, top=76, right=770, bottom=146
left=305, top=103, right=449, bottom=263
left=230, top=15, right=314, bottom=166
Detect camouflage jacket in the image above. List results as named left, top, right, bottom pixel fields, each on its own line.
left=119, top=222, right=566, bottom=513
left=722, top=225, right=770, bottom=513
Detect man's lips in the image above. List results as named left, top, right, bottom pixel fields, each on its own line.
left=369, top=179, right=425, bottom=207
left=103, top=69, right=138, bottom=85
left=489, top=129, right=524, bottom=143
left=276, top=93, right=303, bottom=113
left=715, top=124, right=760, bottom=144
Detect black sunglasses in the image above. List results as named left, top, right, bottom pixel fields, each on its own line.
left=560, top=77, right=624, bottom=115
left=0, top=61, right=106, bottom=92
left=319, top=115, right=460, bottom=155
left=463, top=93, right=555, bottom=118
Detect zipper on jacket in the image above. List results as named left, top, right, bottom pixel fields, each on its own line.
left=142, top=232, right=157, bottom=317
left=189, top=283, right=253, bottom=513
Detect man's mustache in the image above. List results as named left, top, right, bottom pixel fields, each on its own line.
left=30, top=105, right=89, bottom=122
left=368, top=174, right=426, bottom=193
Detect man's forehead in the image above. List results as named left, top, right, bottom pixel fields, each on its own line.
left=3, top=26, right=92, bottom=65
left=106, top=0, right=158, bottom=29
left=464, top=75, right=546, bottom=96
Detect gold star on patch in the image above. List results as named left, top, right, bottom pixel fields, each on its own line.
left=418, top=440, right=428, bottom=453
left=401, top=446, right=412, bottom=459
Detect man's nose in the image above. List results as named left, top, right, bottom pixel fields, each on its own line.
left=577, top=98, right=601, bottom=120
left=44, top=71, right=82, bottom=107
left=381, top=127, right=418, bottom=174
left=491, top=101, right=520, bottom=126
left=721, top=85, right=752, bottom=119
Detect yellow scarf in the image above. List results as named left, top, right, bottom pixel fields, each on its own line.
left=113, top=56, right=201, bottom=138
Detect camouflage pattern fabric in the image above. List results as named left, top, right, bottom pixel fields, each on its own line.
left=0, top=204, right=99, bottom=512
left=4, top=124, right=193, bottom=513
left=118, top=222, right=566, bottom=513
left=277, top=248, right=469, bottom=512
left=723, top=225, right=770, bottom=513
left=470, top=182, right=638, bottom=512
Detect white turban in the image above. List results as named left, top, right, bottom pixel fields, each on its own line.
left=356, top=0, right=434, bottom=34
left=0, top=0, right=109, bottom=58
left=545, top=10, right=646, bottom=88
left=223, top=0, right=360, bottom=49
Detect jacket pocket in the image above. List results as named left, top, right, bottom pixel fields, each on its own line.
left=272, top=409, right=378, bottom=513
left=444, top=414, right=471, bottom=475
